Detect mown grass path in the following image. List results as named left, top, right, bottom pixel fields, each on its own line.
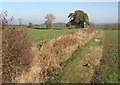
left=91, top=30, right=119, bottom=83
left=48, top=30, right=119, bottom=83
left=47, top=31, right=103, bottom=83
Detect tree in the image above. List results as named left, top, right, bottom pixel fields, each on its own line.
left=66, top=10, right=90, bottom=28
left=28, top=22, right=33, bottom=28
left=44, top=14, right=56, bottom=29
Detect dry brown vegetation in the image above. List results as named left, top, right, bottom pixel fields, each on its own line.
left=2, top=27, right=33, bottom=83
left=14, top=28, right=97, bottom=83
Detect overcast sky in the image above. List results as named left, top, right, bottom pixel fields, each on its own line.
left=2, top=2, right=118, bottom=25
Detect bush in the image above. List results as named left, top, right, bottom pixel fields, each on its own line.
left=2, top=27, right=32, bottom=83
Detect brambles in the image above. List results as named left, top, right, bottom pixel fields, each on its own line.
left=2, top=11, right=33, bottom=83
left=2, top=28, right=33, bottom=83
left=2, top=27, right=32, bottom=83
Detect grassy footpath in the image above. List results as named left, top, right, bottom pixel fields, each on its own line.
left=46, top=31, right=103, bottom=83
left=46, top=30, right=119, bottom=83
left=92, top=30, right=119, bottom=83
left=27, top=28, right=119, bottom=83
left=59, top=31, right=103, bottom=83
left=27, top=28, right=79, bottom=42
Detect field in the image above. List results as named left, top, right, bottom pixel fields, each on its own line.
left=1, top=2, right=118, bottom=83
left=92, top=30, right=119, bottom=83
left=27, top=28, right=79, bottom=42
left=45, top=30, right=103, bottom=83
left=27, top=28, right=119, bottom=83
left=2, top=26, right=119, bottom=83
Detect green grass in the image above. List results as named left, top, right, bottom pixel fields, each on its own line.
left=45, top=29, right=119, bottom=83
left=58, top=32, right=102, bottom=83
left=93, top=30, right=119, bottom=83
left=33, top=26, right=46, bottom=28
left=27, top=27, right=119, bottom=83
left=93, top=28, right=104, bottom=31
left=105, top=30, right=118, bottom=47
left=45, top=31, right=101, bottom=83
left=102, top=30, right=118, bottom=83
left=27, top=28, right=79, bottom=42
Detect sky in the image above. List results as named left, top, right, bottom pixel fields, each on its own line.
left=1, top=2, right=118, bottom=25
left=1, top=0, right=119, bottom=2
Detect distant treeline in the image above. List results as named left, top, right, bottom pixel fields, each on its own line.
left=4, top=23, right=119, bottom=30
left=39, top=23, right=66, bottom=27
left=90, top=23, right=119, bottom=30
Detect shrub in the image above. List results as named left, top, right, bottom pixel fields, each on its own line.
left=2, top=27, right=32, bottom=83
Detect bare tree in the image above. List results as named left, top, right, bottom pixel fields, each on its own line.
left=2, top=11, right=32, bottom=83
left=0, top=11, right=8, bottom=26
left=44, top=14, right=56, bottom=29
left=0, top=11, right=13, bottom=29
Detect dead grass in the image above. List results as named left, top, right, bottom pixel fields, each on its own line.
left=81, top=46, right=103, bottom=83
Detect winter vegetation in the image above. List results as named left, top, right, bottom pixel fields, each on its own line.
left=1, top=2, right=119, bottom=84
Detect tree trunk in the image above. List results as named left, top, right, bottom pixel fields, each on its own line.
left=81, top=22, right=84, bottom=28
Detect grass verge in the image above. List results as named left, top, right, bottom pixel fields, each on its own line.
left=91, top=30, right=119, bottom=83
left=45, top=30, right=100, bottom=83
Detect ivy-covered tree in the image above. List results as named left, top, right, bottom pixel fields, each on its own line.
left=66, top=10, right=90, bottom=28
